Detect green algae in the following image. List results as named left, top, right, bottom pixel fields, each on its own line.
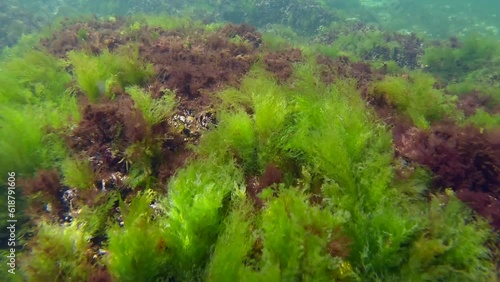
left=372, top=71, right=460, bottom=128
left=126, top=86, right=177, bottom=127
left=68, top=45, right=154, bottom=102
left=19, top=221, right=93, bottom=282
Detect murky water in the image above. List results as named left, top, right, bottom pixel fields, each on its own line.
left=1, top=0, right=499, bottom=49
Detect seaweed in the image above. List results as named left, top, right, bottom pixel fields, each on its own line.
left=19, top=221, right=94, bottom=282
left=61, top=157, right=95, bottom=190
left=68, top=45, right=154, bottom=101
left=163, top=158, right=242, bottom=280
left=464, top=109, right=500, bottom=130
left=315, top=24, right=425, bottom=69
left=197, top=67, right=292, bottom=175
left=105, top=190, right=170, bottom=281
left=68, top=96, right=147, bottom=182
left=206, top=197, right=256, bottom=282
left=263, top=48, right=303, bottom=82
left=422, top=35, right=499, bottom=83
left=397, top=124, right=500, bottom=230
left=125, top=86, right=177, bottom=127
left=401, top=190, right=495, bottom=281
left=285, top=63, right=420, bottom=279
left=141, top=25, right=260, bottom=105
left=78, top=192, right=118, bottom=238
left=0, top=49, right=71, bottom=105
left=208, top=187, right=353, bottom=282
left=254, top=188, right=350, bottom=281
left=0, top=108, right=46, bottom=176
left=371, top=71, right=459, bottom=128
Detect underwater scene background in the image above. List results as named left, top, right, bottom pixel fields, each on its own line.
left=0, top=0, right=499, bottom=281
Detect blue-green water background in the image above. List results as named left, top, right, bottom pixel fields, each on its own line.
left=1, top=0, right=499, bottom=50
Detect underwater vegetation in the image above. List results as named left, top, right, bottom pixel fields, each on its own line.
left=68, top=46, right=155, bottom=101
left=0, top=12, right=500, bottom=282
left=422, top=35, right=500, bottom=84
left=371, top=71, right=459, bottom=129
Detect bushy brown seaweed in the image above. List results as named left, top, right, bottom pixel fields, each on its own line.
left=219, top=23, right=263, bottom=48
left=457, top=91, right=500, bottom=116
left=41, top=20, right=262, bottom=125
left=327, top=228, right=352, bottom=259
left=396, top=124, right=500, bottom=229
left=68, top=97, right=147, bottom=179
left=317, top=55, right=384, bottom=96
left=21, top=169, right=61, bottom=200
left=41, top=18, right=128, bottom=57
left=88, top=267, right=113, bottom=282
left=20, top=169, right=78, bottom=223
left=246, top=164, right=283, bottom=208
left=40, top=23, right=264, bottom=196
left=264, top=48, right=303, bottom=82
left=140, top=24, right=260, bottom=110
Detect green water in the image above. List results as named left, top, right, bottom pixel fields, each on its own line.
left=1, top=0, right=499, bottom=49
